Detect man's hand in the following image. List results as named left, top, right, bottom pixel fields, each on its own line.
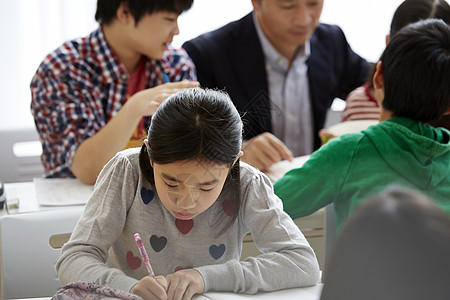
left=241, top=132, right=294, bottom=171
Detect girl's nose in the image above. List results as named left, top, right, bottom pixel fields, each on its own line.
left=176, top=190, right=197, bottom=209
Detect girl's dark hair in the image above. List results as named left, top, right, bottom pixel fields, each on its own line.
left=390, top=0, right=450, bottom=37
left=139, top=88, right=243, bottom=234
left=380, top=19, right=450, bottom=122
left=95, top=0, right=193, bottom=25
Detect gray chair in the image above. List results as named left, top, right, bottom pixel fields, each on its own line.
left=0, top=206, right=84, bottom=299
left=0, top=127, right=44, bottom=183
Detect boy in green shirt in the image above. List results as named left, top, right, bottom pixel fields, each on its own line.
left=273, top=19, right=450, bottom=233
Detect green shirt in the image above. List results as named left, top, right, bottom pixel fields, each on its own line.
left=274, top=118, right=450, bottom=232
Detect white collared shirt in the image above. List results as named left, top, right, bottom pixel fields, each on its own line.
left=253, top=13, right=314, bottom=156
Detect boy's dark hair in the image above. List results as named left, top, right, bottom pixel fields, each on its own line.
left=390, top=0, right=450, bottom=36
left=367, top=0, right=450, bottom=89
left=321, top=185, right=450, bottom=300
left=95, top=0, right=193, bottom=25
left=380, top=19, right=450, bottom=122
left=139, top=88, right=243, bottom=234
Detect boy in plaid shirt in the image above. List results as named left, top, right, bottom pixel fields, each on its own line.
left=31, top=0, right=198, bottom=184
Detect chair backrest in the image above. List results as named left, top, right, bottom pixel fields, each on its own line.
left=0, top=127, right=44, bottom=183
left=0, top=207, right=84, bottom=299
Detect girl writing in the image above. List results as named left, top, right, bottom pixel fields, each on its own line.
left=56, top=88, right=319, bottom=300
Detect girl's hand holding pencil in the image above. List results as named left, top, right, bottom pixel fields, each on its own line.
left=131, top=233, right=204, bottom=300
left=131, top=233, right=168, bottom=299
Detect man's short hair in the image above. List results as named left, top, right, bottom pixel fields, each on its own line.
left=95, top=0, right=193, bottom=25
left=381, top=19, right=450, bottom=122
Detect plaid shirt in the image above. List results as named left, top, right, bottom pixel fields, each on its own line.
left=31, top=27, right=196, bottom=178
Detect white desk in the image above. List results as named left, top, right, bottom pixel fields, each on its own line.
left=197, top=284, right=323, bottom=300
left=10, top=284, right=323, bottom=300
left=2, top=179, right=91, bottom=216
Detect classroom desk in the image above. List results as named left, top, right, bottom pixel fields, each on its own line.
left=196, top=284, right=323, bottom=300
left=11, top=284, right=323, bottom=300
left=1, top=179, right=91, bottom=216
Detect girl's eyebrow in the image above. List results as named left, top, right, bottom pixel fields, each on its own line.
left=161, top=173, right=219, bottom=185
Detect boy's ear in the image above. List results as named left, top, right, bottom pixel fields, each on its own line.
left=373, top=61, right=384, bottom=90
left=373, top=61, right=385, bottom=106
left=116, top=2, right=131, bottom=23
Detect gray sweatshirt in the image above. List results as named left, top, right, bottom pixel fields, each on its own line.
left=56, top=148, right=320, bottom=294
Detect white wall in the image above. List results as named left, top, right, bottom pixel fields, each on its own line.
left=0, top=0, right=403, bottom=130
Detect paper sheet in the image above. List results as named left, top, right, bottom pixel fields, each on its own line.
left=265, top=155, right=311, bottom=182
left=33, top=178, right=93, bottom=206
left=327, top=120, right=378, bottom=136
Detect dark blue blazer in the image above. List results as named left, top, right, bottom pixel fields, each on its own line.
left=183, top=13, right=371, bottom=149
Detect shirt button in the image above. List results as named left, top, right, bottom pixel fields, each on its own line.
left=121, top=74, right=127, bottom=80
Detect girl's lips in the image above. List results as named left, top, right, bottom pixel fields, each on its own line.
left=173, top=211, right=195, bottom=219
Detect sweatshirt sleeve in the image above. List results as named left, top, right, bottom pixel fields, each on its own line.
left=56, top=153, right=140, bottom=292
left=273, top=135, right=357, bottom=219
left=196, top=167, right=320, bottom=294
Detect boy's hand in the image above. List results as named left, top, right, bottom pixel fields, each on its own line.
left=165, top=269, right=205, bottom=300
left=127, top=80, right=200, bottom=117
left=130, top=275, right=168, bottom=300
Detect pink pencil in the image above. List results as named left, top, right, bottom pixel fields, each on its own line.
left=134, top=233, right=156, bottom=278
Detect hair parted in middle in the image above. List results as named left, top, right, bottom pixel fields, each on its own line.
left=139, top=88, right=244, bottom=233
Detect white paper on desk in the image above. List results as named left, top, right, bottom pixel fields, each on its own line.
left=265, top=155, right=311, bottom=182
left=327, top=120, right=378, bottom=136
left=197, top=285, right=323, bottom=300
left=33, top=178, right=93, bottom=206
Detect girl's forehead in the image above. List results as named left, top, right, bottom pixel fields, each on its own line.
left=154, top=159, right=230, bottom=182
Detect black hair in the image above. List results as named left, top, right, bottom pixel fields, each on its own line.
left=321, top=185, right=450, bottom=300
left=380, top=19, right=450, bottom=122
left=95, top=0, right=193, bottom=25
left=139, top=88, right=243, bottom=234
left=367, top=0, right=450, bottom=90
left=390, top=0, right=450, bottom=36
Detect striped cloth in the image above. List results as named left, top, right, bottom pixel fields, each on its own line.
left=342, top=82, right=380, bottom=122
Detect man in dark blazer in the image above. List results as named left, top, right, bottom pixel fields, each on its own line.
left=183, top=0, right=370, bottom=170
